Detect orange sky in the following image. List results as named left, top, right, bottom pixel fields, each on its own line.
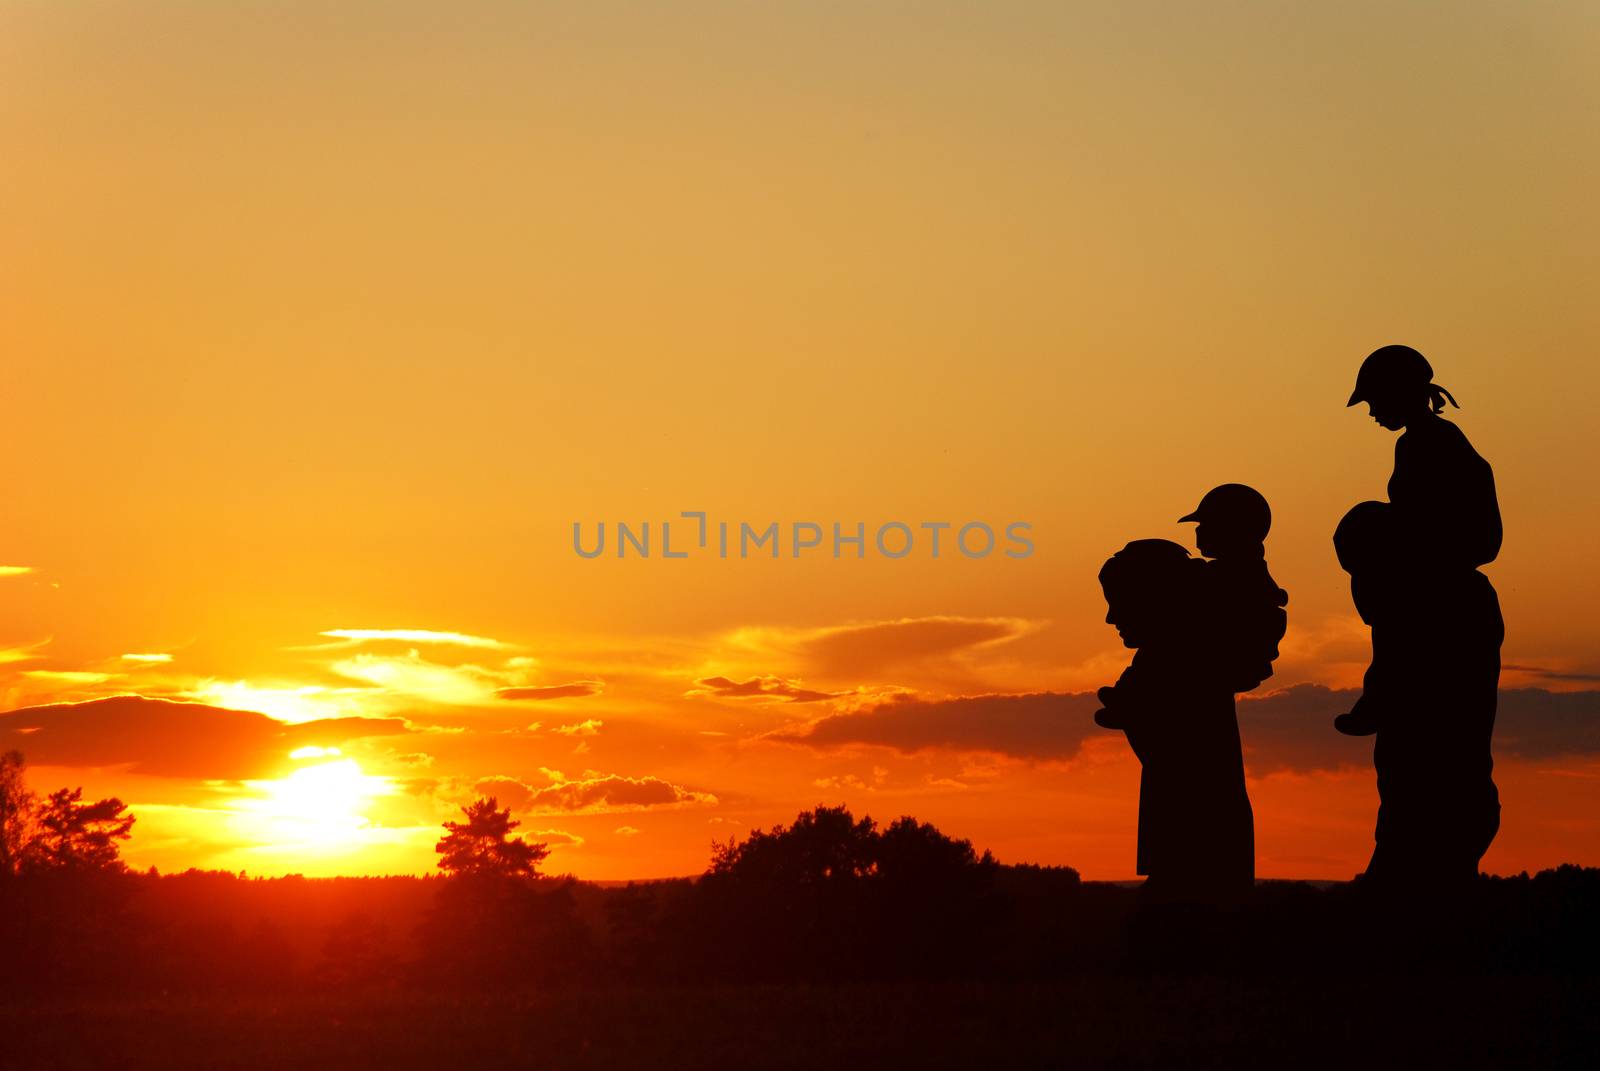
left=3, top=1, right=1599, bottom=881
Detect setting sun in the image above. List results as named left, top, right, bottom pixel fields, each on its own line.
left=235, top=757, right=395, bottom=851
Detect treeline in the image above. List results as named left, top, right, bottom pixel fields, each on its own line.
left=4, top=827, right=1598, bottom=994
left=4, top=753, right=1600, bottom=993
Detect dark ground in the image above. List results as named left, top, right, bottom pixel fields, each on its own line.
left=4, top=973, right=1597, bottom=1070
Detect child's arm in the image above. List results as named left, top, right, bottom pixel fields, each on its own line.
left=1094, top=663, right=1148, bottom=731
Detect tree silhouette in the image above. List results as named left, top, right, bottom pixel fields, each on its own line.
left=1, top=750, right=37, bottom=878
left=435, top=796, right=548, bottom=879
left=419, top=797, right=581, bottom=986
left=27, top=786, right=136, bottom=872
left=698, top=805, right=1001, bottom=980
left=708, top=804, right=879, bottom=883
left=0, top=752, right=134, bottom=874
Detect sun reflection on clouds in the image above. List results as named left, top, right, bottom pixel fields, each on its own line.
left=328, top=650, right=500, bottom=706
left=184, top=679, right=372, bottom=724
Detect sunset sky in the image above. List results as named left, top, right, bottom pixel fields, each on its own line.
left=4, top=1, right=1598, bottom=881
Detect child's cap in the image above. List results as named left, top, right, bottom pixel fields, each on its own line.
left=1177, top=483, right=1271, bottom=543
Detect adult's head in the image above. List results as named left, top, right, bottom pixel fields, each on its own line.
left=1347, top=344, right=1459, bottom=431
left=1178, top=483, right=1271, bottom=558
left=1098, top=538, right=1195, bottom=649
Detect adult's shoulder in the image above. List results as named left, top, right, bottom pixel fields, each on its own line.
left=1398, top=416, right=1481, bottom=462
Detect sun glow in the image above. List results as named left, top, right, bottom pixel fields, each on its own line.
left=235, top=757, right=396, bottom=850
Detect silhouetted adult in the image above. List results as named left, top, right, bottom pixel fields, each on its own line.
left=1095, top=539, right=1254, bottom=903
left=1343, top=345, right=1503, bottom=889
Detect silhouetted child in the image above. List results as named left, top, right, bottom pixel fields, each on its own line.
left=1333, top=500, right=1401, bottom=736
left=1173, top=484, right=1289, bottom=695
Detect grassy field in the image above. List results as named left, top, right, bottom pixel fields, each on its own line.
left=4, top=974, right=1597, bottom=1070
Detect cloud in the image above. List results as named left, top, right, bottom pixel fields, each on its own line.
left=1234, top=685, right=1600, bottom=773
left=0, top=695, right=412, bottom=779
left=322, top=649, right=599, bottom=713
left=1481, top=688, right=1600, bottom=761
left=613, top=825, right=641, bottom=837
left=783, top=684, right=1600, bottom=772
left=729, top=616, right=1039, bottom=678
left=477, top=769, right=716, bottom=815
left=328, top=650, right=501, bottom=706
left=183, top=680, right=373, bottom=725
left=813, top=774, right=872, bottom=791
left=318, top=629, right=514, bottom=650
left=21, top=670, right=117, bottom=685
left=495, top=681, right=603, bottom=701
left=120, top=653, right=173, bottom=664
left=553, top=719, right=603, bottom=737
left=688, top=675, right=839, bottom=703
left=791, top=691, right=1098, bottom=760
left=1504, top=664, right=1600, bottom=684
left=472, top=775, right=539, bottom=811
left=0, top=566, right=34, bottom=578
left=0, top=638, right=51, bottom=666
left=1231, top=685, right=1369, bottom=773
left=528, top=828, right=585, bottom=849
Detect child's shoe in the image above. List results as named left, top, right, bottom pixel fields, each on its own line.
left=1094, top=686, right=1128, bottom=730
left=1334, top=694, right=1381, bottom=736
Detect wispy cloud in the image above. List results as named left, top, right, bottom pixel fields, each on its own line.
left=727, top=616, right=1041, bottom=678
left=21, top=670, right=117, bottom=685
left=0, top=638, right=51, bottom=666
left=1504, top=664, right=1600, bottom=684
left=121, top=653, right=174, bottom=664
left=495, top=681, right=604, bottom=701
left=688, top=675, right=840, bottom=703
left=0, top=566, right=34, bottom=578
left=318, top=629, right=514, bottom=650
